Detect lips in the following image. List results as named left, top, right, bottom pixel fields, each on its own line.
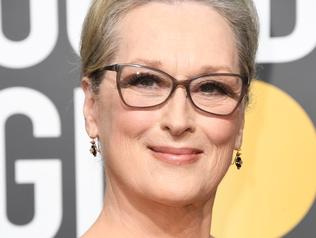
left=148, top=145, right=203, bottom=165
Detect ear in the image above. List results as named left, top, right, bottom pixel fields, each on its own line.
left=81, top=77, right=99, bottom=138
left=234, top=111, right=245, bottom=150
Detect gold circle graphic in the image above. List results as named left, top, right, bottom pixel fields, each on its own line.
left=213, top=80, right=316, bottom=238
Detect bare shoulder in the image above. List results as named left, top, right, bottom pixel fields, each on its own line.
left=80, top=232, right=90, bottom=238
left=80, top=227, right=98, bottom=238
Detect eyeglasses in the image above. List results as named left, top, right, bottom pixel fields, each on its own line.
left=92, top=64, right=249, bottom=116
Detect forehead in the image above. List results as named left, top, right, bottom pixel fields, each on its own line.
left=114, top=1, right=239, bottom=74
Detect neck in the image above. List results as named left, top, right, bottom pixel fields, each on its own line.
left=84, top=178, right=216, bottom=238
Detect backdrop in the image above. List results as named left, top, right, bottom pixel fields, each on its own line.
left=0, top=0, right=315, bottom=237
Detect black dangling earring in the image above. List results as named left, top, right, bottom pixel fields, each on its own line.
left=90, top=139, right=97, bottom=157
left=233, top=150, right=243, bottom=169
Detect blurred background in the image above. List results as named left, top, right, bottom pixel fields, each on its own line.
left=0, top=0, right=315, bottom=237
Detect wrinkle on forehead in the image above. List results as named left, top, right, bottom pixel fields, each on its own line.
left=128, top=58, right=237, bottom=77
left=114, top=1, right=239, bottom=76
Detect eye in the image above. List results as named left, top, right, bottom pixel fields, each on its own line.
left=123, top=73, right=163, bottom=88
left=195, top=80, right=232, bottom=96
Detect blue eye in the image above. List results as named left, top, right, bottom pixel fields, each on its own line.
left=124, top=73, right=162, bottom=88
left=198, top=81, right=230, bottom=95
left=190, top=79, right=239, bottom=99
left=200, top=82, right=223, bottom=93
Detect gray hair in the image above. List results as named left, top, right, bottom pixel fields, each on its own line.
left=80, top=0, right=259, bottom=91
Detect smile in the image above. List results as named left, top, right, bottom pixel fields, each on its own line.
left=148, top=146, right=203, bottom=165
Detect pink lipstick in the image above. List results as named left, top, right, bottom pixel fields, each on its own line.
left=148, top=146, right=202, bottom=165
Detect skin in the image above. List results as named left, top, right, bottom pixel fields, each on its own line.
left=82, top=2, right=245, bottom=238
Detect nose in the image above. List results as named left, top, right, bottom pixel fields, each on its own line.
left=160, top=87, right=195, bottom=137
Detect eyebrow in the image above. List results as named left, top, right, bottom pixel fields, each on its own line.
left=129, top=58, right=163, bottom=68
left=128, top=58, right=236, bottom=76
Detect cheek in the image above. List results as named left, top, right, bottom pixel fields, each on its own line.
left=96, top=91, right=159, bottom=178
left=198, top=116, right=242, bottom=191
left=112, top=109, right=158, bottom=141
left=201, top=116, right=240, bottom=146
left=99, top=98, right=159, bottom=159
left=96, top=81, right=158, bottom=145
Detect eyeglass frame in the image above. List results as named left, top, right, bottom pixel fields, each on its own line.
left=91, top=63, right=250, bottom=116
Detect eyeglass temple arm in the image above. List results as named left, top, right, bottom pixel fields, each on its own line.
left=102, top=64, right=119, bottom=72
left=89, top=64, right=119, bottom=78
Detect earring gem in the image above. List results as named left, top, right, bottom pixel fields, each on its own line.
left=90, top=139, right=97, bottom=157
left=234, top=150, right=243, bottom=169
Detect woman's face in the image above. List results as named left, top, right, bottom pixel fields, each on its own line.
left=83, top=2, right=244, bottom=205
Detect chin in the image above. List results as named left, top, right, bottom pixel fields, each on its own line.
left=147, top=180, right=214, bottom=207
